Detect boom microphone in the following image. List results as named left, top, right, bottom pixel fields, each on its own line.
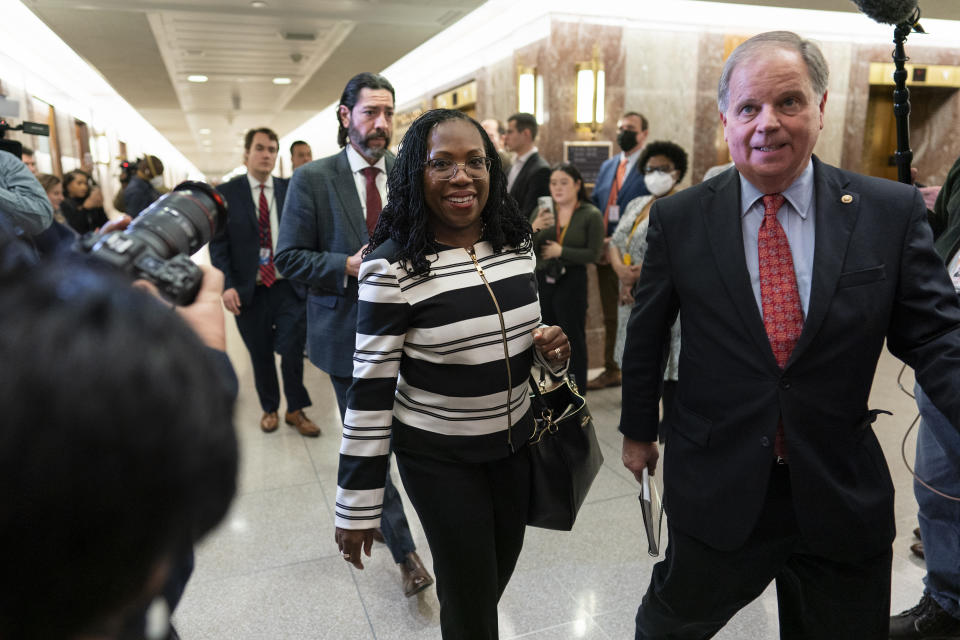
left=850, top=0, right=918, bottom=25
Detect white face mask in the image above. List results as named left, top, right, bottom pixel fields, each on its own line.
left=644, top=171, right=675, bottom=197
left=149, top=175, right=164, bottom=189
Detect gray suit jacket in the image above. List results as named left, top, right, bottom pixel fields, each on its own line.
left=275, top=148, right=395, bottom=377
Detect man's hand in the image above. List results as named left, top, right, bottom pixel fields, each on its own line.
left=920, top=186, right=941, bottom=211
left=221, top=287, right=242, bottom=316
left=335, top=527, right=374, bottom=570
left=134, top=265, right=227, bottom=351
left=622, top=436, right=659, bottom=483
left=177, top=265, right=227, bottom=351
left=346, top=245, right=367, bottom=279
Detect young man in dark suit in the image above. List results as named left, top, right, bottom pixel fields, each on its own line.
left=210, top=127, right=318, bottom=437
left=275, top=73, right=431, bottom=598
left=620, top=31, right=960, bottom=639
left=504, top=112, right=551, bottom=218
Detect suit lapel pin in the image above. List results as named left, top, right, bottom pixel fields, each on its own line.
left=841, top=194, right=853, bottom=204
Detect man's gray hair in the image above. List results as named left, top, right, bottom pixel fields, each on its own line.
left=717, top=31, right=829, bottom=113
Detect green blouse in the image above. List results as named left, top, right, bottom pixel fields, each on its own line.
left=530, top=201, right=605, bottom=269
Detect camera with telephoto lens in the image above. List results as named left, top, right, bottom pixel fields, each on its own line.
left=80, top=181, right=228, bottom=305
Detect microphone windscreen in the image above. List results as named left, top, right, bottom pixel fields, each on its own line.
left=850, top=0, right=918, bottom=25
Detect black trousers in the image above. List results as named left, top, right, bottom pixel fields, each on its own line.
left=635, top=464, right=893, bottom=639
left=396, top=446, right=530, bottom=640
left=234, top=280, right=310, bottom=413
left=538, top=265, right=588, bottom=391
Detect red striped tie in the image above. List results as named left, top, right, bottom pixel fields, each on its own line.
left=758, top=193, right=803, bottom=459
left=258, top=183, right=276, bottom=287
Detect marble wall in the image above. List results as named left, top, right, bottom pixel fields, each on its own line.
left=397, top=18, right=960, bottom=371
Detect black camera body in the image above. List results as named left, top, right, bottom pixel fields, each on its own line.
left=0, top=118, right=50, bottom=159
left=81, top=181, right=227, bottom=305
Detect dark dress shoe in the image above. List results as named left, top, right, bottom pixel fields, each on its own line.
left=911, top=541, right=925, bottom=559
left=285, top=409, right=320, bottom=437
left=260, top=411, right=279, bottom=433
left=890, top=593, right=960, bottom=638
left=914, top=526, right=922, bottom=539
left=399, top=552, right=434, bottom=597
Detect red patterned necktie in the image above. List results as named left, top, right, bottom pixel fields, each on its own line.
left=257, top=183, right=276, bottom=287
left=361, top=166, right=382, bottom=238
left=604, top=156, right=629, bottom=229
left=758, top=193, right=803, bottom=459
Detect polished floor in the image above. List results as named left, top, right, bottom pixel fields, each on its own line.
left=173, top=322, right=931, bottom=639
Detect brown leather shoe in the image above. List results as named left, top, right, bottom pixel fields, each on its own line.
left=911, top=541, right=925, bottom=559
left=260, top=411, right=279, bottom=433
left=285, top=409, right=320, bottom=437
left=399, top=552, right=433, bottom=597
left=913, top=526, right=921, bottom=539
left=586, top=368, right=622, bottom=390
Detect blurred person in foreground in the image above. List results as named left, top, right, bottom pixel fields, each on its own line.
left=61, top=169, right=108, bottom=234
left=530, top=162, right=603, bottom=391
left=334, top=109, right=569, bottom=639
left=0, top=246, right=238, bottom=639
left=620, top=31, right=960, bottom=638
left=610, top=141, right=688, bottom=423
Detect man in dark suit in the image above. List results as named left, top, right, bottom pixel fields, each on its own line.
left=588, top=111, right=650, bottom=391
left=504, top=112, right=550, bottom=217
left=620, top=31, right=960, bottom=639
left=210, top=127, right=318, bottom=437
left=275, top=72, right=432, bottom=598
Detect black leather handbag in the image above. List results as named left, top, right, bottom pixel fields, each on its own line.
left=526, top=372, right=604, bottom=530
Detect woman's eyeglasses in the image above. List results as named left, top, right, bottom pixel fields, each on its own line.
left=643, top=165, right=676, bottom=175
left=424, top=157, right=492, bottom=180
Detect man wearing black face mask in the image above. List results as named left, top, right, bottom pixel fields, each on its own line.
left=588, top=111, right=650, bottom=390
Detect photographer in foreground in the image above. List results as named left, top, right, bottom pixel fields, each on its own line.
left=0, top=249, right=238, bottom=640
left=0, top=147, right=52, bottom=236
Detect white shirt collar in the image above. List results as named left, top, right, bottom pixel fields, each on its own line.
left=515, top=146, right=538, bottom=165
left=346, top=143, right=388, bottom=174
left=246, top=173, right=274, bottom=190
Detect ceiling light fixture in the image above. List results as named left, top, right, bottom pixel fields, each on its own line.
left=187, top=75, right=208, bottom=83
left=251, top=1, right=267, bottom=7
left=272, top=77, right=292, bottom=85
left=198, top=128, right=211, bottom=135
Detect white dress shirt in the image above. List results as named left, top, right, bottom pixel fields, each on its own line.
left=507, top=146, right=538, bottom=192
left=246, top=173, right=283, bottom=281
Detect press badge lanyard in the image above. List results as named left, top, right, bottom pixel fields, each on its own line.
left=622, top=210, right=648, bottom=266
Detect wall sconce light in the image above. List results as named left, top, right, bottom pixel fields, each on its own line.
left=575, top=46, right=605, bottom=133
left=517, top=66, right=544, bottom=124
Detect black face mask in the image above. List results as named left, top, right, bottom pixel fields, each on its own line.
left=617, top=129, right=639, bottom=153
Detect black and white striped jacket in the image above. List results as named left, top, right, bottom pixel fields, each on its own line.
left=334, top=239, right=564, bottom=530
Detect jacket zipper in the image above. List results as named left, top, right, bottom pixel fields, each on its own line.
left=467, top=245, right=515, bottom=452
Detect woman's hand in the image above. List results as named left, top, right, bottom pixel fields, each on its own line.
left=532, top=325, right=570, bottom=364
left=618, top=264, right=643, bottom=288
left=83, top=187, right=103, bottom=209
left=335, top=527, right=375, bottom=570
left=619, top=283, right=635, bottom=306
left=540, top=240, right=563, bottom=260
left=532, top=208, right=555, bottom=232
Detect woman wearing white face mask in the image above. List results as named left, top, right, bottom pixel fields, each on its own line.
left=609, top=141, right=687, bottom=419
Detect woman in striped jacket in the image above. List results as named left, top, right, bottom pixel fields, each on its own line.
left=334, top=109, right=569, bottom=639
